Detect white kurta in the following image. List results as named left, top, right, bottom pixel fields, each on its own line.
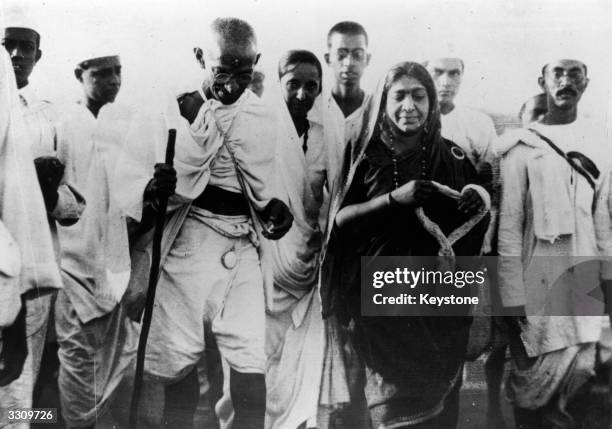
left=314, top=92, right=371, bottom=233
left=0, top=52, right=65, bottom=422
left=0, top=53, right=62, bottom=297
left=441, top=106, right=498, bottom=254
left=440, top=105, right=498, bottom=173
left=0, top=50, right=61, bottom=324
left=321, top=91, right=372, bottom=182
left=58, top=102, right=132, bottom=323
left=497, top=119, right=612, bottom=357
left=18, top=85, right=85, bottom=255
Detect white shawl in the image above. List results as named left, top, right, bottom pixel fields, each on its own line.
left=270, top=96, right=325, bottom=298
left=0, top=50, right=61, bottom=297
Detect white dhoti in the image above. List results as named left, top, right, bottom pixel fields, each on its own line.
left=145, top=207, right=266, bottom=382
left=55, top=289, right=137, bottom=428
left=266, top=288, right=326, bottom=429
left=0, top=292, right=52, bottom=429
left=507, top=342, right=597, bottom=427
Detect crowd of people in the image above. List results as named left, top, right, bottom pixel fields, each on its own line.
left=0, top=11, right=611, bottom=429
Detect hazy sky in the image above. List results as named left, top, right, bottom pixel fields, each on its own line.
left=2, top=0, right=611, bottom=121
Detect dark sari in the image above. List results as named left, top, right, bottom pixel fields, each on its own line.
left=320, top=62, right=488, bottom=427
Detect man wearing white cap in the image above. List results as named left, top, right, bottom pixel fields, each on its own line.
left=0, top=45, right=64, bottom=428
left=497, top=59, right=612, bottom=428
left=0, top=15, right=84, bottom=425
left=2, top=24, right=85, bottom=235
left=53, top=51, right=137, bottom=429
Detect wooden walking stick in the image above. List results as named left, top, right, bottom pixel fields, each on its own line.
left=129, top=129, right=176, bottom=428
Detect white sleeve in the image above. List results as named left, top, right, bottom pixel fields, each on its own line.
left=497, top=145, right=528, bottom=307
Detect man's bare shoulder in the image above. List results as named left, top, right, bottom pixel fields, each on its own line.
left=177, top=91, right=204, bottom=124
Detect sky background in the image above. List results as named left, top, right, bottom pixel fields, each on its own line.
left=2, top=0, right=611, bottom=123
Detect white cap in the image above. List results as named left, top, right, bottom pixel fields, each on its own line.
left=534, top=38, right=591, bottom=77
left=419, top=41, right=465, bottom=65
left=74, top=38, right=120, bottom=68
left=1, top=2, right=40, bottom=34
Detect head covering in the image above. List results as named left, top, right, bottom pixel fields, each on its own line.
left=321, top=61, right=488, bottom=315
left=77, top=55, right=120, bottom=70
left=366, top=61, right=441, bottom=152
left=268, top=49, right=324, bottom=292
left=374, top=62, right=441, bottom=151
left=420, top=40, right=463, bottom=64
left=1, top=2, right=40, bottom=35
left=264, top=54, right=351, bottom=425
left=74, top=38, right=120, bottom=68
left=325, top=61, right=442, bottom=232
left=540, top=58, right=588, bottom=76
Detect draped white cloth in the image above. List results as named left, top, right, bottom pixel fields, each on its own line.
left=270, top=95, right=326, bottom=297
left=497, top=119, right=612, bottom=357
left=18, top=84, right=85, bottom=244
left=0, top=50, right=61, bottom=301
left=57, top=102, right=133, bottom=323
left=0, top=221, right=20, bottom=328
left=265, top=95, right=328, bottom=428
left=114, top=88, right=278, bottom=310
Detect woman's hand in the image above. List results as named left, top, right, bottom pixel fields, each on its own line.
left=389, top=180, right=437, bottom=207
left=458, top=188, right=484, bottom=215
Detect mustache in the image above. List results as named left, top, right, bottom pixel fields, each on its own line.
left=556, top=87, right=578, bottom=97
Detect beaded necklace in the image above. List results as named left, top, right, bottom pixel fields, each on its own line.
left=301, top=121, right=310, bottom=154
left=383, top=127, right=401, bottom=190
left=380, top=122, right=428, bottom=190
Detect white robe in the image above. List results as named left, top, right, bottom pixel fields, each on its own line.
left=441, top=105, right=498, bottom=254
left=18, top=85, right=85, bottom=255
left=115, top=88, right=277, bottom=301
left=58, top=101, right=132, bottom=323
left=115, top=88, right=278, bottom=429
left=265, top=97, right=328, bottom=429
left=313, top=91, right=371, bottom=235
left=0, top=51, right=61, bottom=300
left=440, top=105, right=498, bottom=173
left=497, top=119, right=612, bottom=357
left=322, top=90, right=372, bottom=160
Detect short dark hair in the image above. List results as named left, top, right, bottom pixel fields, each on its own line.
left=210, top=17, right=257, bottom=48
left=278, top=50, right=322, bottom=81
left=327, top=21, right=368, bottom=48
left=541, top=61, right=588, bottom=77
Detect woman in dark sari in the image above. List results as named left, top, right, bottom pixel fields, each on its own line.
left=320, top=62, right=490, bottom=428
